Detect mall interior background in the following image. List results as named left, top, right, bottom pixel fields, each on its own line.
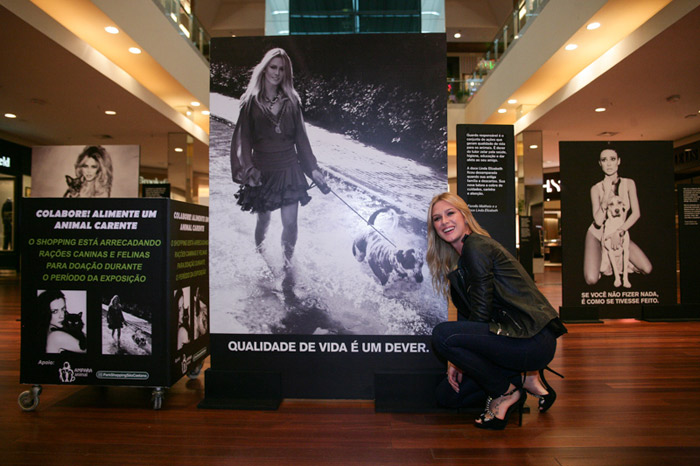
left=0, top=0, right=699, bottom=272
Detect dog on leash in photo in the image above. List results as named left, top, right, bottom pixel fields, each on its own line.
left=602, top=195, right=631, bottom=288
left=352, top=207, right=424, bottom=286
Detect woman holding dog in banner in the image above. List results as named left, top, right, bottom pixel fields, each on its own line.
left=583, top=148, right=652, bottom=286
left=230, top=48, right=328, bottom=272
left=427, top=192, right=567, bottom=430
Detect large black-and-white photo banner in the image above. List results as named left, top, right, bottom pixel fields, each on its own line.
left=560, top=141, right=676, bottom=318
left=208, top=34, right=447, bottom=398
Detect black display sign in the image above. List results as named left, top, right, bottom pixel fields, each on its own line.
left=678, top=185, right=700, bottom=304
left=19, top=198, right=209, bottom=388
left=206, top=33, right=447, bottom=402
left=456, top=124, right=516, bottom=255
left=519, top=216, right=534, bottom=278
left=560, top=141, right=676, bottom=318
left=141, top=183, right=171, bottom=198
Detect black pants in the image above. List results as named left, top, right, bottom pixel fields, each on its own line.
left=432, top=321, right=556, bottom=400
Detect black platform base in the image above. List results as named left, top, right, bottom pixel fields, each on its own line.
left=641, top=303, right=700, bottom=322
left=374, top=370, right=446, bottom=413
left=560, top=306, right=603, bottom=323
left=197, top=368, right=282, bottom=410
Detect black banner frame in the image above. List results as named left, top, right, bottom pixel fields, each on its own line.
left=559, top=141, right=677, bottom=319
left=19, top=198, right=210, bottom=392
left=205, top=33, right=449, bottom=406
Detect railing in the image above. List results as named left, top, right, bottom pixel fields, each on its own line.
left=467, top=0, right=549, bottom=98
left=447, top=77, right=484, bottom=104
left=151, top=0, right=211, bottom=61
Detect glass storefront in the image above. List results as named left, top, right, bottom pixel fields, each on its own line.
left=0, top=138, right=31, bottom=269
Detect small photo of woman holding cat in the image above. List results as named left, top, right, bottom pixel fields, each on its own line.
left=66, top=146, right=114, bottom=198
left=37, top=289, right=87, bottom=354
left=29, top=144, right=140, bottom=198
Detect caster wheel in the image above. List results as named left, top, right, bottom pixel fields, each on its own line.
left=151, top=387, right=165, bottom=410
left=187, top=363, right=203, bottom=379
left=18, top=390, right=39, bottom=411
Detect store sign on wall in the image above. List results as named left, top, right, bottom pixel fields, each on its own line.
left=543, top=172, right=561, bottom=200
left=674, top=141, right=700, bottom=173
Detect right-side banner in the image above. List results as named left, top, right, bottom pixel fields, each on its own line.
left=560, top=141, right=676, bottom=317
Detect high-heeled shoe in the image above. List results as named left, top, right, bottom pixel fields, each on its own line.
left=528, top=366, right=564, bottom=413
left=474, top=387, right=526, bottom=430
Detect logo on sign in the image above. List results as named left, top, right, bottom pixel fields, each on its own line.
left=0, top=156, right=10, bottom=168
left=58, top=361, right=76, bottom=383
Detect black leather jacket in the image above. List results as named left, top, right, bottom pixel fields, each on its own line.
left=448, top=234, right=567, bottom=339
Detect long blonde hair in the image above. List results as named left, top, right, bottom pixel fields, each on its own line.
left=240, top=48, right=300, bottom=109
left=75, top=146, right=113, bottom=197
left=426, top=192, right=489, bottom=298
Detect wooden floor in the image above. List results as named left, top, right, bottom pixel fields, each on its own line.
left=3, top=267, right=700, bottom=465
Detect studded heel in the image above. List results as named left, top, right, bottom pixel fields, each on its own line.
left=474, top=386, right=526, bottom=430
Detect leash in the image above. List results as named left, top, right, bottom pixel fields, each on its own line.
left=310, top=180, right=398, bottom=248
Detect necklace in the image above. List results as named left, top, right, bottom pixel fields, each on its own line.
left=263, top=91, right=281, bottom=110
left=260, top=93, right=285, bottom=133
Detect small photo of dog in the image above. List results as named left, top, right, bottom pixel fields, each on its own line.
left=602, top=195, right=631, bottom=288
left=352, top=207, right=424, bottom=286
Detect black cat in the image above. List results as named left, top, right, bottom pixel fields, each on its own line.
left=63, top=175, right=84, bottom=198
left=61, top=311, right=87, bottom=350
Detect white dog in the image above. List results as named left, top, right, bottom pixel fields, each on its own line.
left=602, top=195, right=631, bottom=288
left=352, top=207, right=424, bottom=286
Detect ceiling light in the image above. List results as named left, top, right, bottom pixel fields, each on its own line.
left=595, top=107, right=606, bottom=112
left=174, top=147, right=184, bottom=152
left=565, top=44, right=578, bottom=51
left=498, top=108, right=506, bottom=114
left=105, top=26, right=119, bottom=34
left=529, top=145, right=538, bottom=149
left=179, top=24, right=191, bottom=38
left=4, top=113, right=17, bottom=119
left=454, top=31, right=461, bottom=39
left=128, top=47, right=141, bottom=54
left=186, top=110, right=192, bottom=116
left=105, top=110, right=116, bottom=115
left=190, top=101, right=201, bottom=107
left=587, top=22, right=601, bottom=30
left=201, top=110, right=210, bottom=116
left=508, top=99, right=517, bottom=104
